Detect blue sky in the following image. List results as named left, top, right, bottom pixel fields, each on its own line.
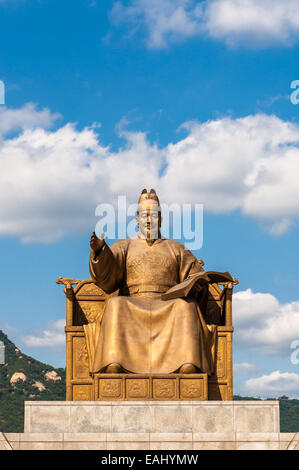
left=0, top=0, right=299, bottom=397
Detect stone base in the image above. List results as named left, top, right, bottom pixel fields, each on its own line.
left=0, top=400, right=297, bottom=450
left=94, top=373, right=208, bottom=401
left=25, top=400, right=279, bottom=434
left=2, top=431, right=299, bottom=450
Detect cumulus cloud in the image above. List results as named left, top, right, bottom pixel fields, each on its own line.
left=233, top=289, right=299, bottom=355
left=109, top=0, right=299, bottom=49
left=23, top=319, right=65, bottom=349
left=1, top=105, right=299, bottom=242
left=162, top=114, right=299, bottom=234
left=242, top=370, right=299, bottom=398
left=0, top=103, right=60, bottom=137
left=234, top=362, right=259, bottom=375
left=109, top=0, right=204, bottom=49
left=204, top=0, right=299, bottom=47
left=0, top=104, right=161, bottom=242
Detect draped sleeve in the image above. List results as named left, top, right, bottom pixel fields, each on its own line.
left=89, top=239, right=128, bottom=294
left=177, top=244, right=205, bottom=282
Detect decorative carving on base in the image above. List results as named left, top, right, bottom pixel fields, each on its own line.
left=72, top=384, right=93, bottom=401
left=180, top=378, right=204, bottom=399
left=153, top=378, right=177, bottom=400
left=99, top=378, right=123, bottom=399
left=93, top=373, right=208, bottom=401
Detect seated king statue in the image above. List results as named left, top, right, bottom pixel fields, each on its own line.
left=85, top=188, right=218, bottom=377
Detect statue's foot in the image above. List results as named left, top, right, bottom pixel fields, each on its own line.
left=179, top=363, right=198, bottom=374
left=105, top=363, right=123, bottom=373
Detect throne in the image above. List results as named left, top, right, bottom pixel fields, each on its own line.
left=58, top=265, right=238, bottom=402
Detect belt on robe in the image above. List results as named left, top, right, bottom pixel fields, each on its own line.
left=126, top=284, right=176, bottom=295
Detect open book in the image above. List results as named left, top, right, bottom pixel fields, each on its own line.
left=161, top=271, right=233, bottom=301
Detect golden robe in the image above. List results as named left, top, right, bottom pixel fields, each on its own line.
left=85, top=237, right=216, bottom=375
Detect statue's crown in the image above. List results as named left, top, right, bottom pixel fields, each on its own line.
left=138, top=188, right=160, bottom=206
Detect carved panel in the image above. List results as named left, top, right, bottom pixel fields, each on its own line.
left=93, top=374, right=209, bottom=401
left=73, top=336, right=90, bottom=380
left=98, top=378, right=123, bottom=399
left=180, top=379, right=204, bottom=399
left=153, top=379, right=177, bottom=400
left=215, top=335, right=227, bottom=380
left=76, top=282, right=105, bottom=296
left=73, top=384, right=92, bottom=401
left=78, top=301, right=104, bottom=323
left=126, top=379, right=150, bottom=399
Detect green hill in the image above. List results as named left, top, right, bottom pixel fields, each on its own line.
left=0, top=329, right=299, bottom=433
left=0, top=329, right=65, bottom=432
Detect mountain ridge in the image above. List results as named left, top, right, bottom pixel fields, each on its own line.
left=0, top=329, right=65, bottom=432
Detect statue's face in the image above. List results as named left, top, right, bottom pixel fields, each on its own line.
left=137, top=199, right=161, bottom=239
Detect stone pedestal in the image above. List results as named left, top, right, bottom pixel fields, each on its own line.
left=24, top=400, right=279, bottom=435
left=1, top=400, right=298, bottom=450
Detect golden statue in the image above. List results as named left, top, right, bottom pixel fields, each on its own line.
left=84, top=189, right=223, bottom=377
left=58, top=188, right=238, bottom=401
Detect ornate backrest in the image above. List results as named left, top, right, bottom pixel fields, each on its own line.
left=58, top=270, right=237, bottom=401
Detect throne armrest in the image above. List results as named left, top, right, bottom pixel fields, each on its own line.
left=56, top=277, right=108, bottom=327
left=219, top=278, right=238, bottom=327
left=197, top=260, right=238, bottom=327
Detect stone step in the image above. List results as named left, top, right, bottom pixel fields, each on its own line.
left=2, top=431, right=298, bottom=450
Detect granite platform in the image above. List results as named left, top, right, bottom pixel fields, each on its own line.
left=0, top=400, right=298, bottom=450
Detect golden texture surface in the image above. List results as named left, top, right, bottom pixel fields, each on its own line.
left=87, top=237, right=216, bottom=375
left=59, top=189, right=237, bottom=401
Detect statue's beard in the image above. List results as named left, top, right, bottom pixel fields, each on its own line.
left=138, top=226, right=161, bottom=240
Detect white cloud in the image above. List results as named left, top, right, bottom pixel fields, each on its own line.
left=0, top=104, right=163, bottom=242
left=0, top=318, right=18, bottom=339
left=234, top=362, right=259, bottom=375
left=1, top=105, right=299, bottom=241
left=109, top=0, right=299, bottom=49
left=233, top=289, right=299, bottom=355
left=160, top=114, right=299, bottom=234
left=23, top=319, right=65, bottom=349
left=204, top=0, right=299, bottom=47
left=242, top=370, right=299, bottom=398
left=0, top=103, right=60, bottom=137
left=109, top=0, right=204, bottom=49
